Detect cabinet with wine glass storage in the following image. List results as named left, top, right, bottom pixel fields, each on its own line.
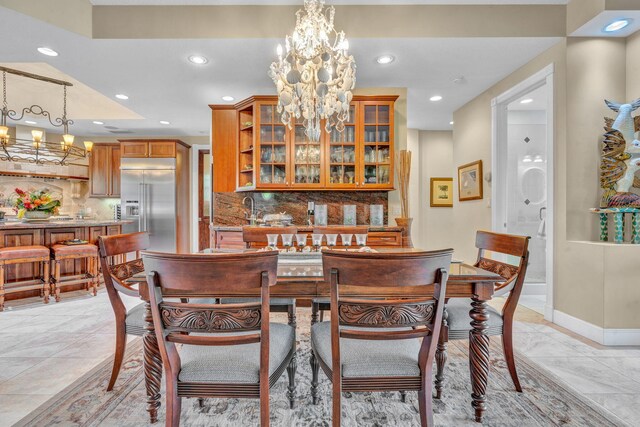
left=213, top=95, right=397, bottom=192
left=290, top=120, right=324, bottom=188
left=256, top=100, right=290, bottom=189
left=359, top=100, right=394, bottom=190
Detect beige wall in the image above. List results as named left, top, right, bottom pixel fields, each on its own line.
left=412, top=131, right=454, bottom=251
left=452, top=40, right=567, bottom=263
left=452, top=34, right=640, bottom=332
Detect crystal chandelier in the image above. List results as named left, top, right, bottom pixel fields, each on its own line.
left=269, top=0, right=356, bottom=142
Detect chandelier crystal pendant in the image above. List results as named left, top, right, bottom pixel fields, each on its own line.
left=269, top=0, right=356, bottom=142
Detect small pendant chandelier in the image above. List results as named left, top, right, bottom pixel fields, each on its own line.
left=0, top=66, right=91, bottom=165
left=269, top=0, right=356, bottom=142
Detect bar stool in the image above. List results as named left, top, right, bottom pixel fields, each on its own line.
left=0, top=245, right=51, bottom=311
left=50, top=243, right=99, bottom=302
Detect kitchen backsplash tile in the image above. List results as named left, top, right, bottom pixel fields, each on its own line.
left=0, top=177, right=118, bottom=219
left=213, top=191, right=388, bottom=226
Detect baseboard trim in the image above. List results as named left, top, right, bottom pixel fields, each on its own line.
left=522, top=282, right=546, bottom=295
left=553, top=310, right=640, bottom=346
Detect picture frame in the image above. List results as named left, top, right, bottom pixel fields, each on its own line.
left=458, top=160, right=483, bottom=201
left=430, top=177, right=454, bottom=207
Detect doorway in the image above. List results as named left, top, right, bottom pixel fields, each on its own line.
left=198, top=150, right=211, bottom=251
left=492, top=64, right=554, bottom=321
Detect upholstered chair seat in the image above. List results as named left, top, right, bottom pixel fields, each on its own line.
left=0, top=245, right=50, bottom=259
left=445, top=299, right=504, bottom=339
left=124, top=302, right=146, bottom=336
left=178, top=323, right=295, bottom=384
left=311, top=322, right=421, bottom=378
left=50, top=243, right=99, bottom=301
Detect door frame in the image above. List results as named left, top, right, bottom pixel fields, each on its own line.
left=190, top=144, right=210, bottom=252
left=491, top=63, right=555, bottom=322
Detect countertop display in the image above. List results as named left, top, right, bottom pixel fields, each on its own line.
left=0, top=219, right=133, bottom=229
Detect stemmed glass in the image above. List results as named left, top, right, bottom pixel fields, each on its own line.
left=295, top=234, right=308, bottom=252
left=355, top=233, right=368, bottom=248
left=266, top=234, right=279, bottom=249
left=281, top=234, right=294, bottom=251
left=341, top=234, right=353, bottom=251
left=325, top=234, right=338, bottom=249
left=311, top=233, right=323, bottom=252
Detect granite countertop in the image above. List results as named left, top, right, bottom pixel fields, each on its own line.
left=0, top=219, right=133, bottom=229
left=212, top=225, right=404, bottom=232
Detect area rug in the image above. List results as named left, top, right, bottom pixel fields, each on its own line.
left=17, top=325, right=625, bottom=427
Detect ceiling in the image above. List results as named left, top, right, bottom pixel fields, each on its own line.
left=0, top=4, right=561, bottom=137
left=90, top=1, right=569, bottom=4
left=508, top=84, right=547, bottom=111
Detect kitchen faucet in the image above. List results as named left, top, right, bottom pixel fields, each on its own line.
left=243, top=196, right=258, bottom=225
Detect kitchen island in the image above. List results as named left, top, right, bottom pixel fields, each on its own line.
left=211, top=225, right=408, bottom=249
left=0, top=219, right=132, bottom=301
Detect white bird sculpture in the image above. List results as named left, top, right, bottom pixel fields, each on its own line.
left=604, top=99, right=640, bottom=194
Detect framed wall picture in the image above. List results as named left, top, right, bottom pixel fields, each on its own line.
left=458, top=160, right=483, bottom=201
left=430, top=177, right=454, bottom=207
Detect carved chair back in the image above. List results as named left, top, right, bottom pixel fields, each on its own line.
left=322, top=249, right=453, bottom=380
left=98, top=232, right=150, bottom=319
left=473, top=230, right=530, bottom=321
left=142, top=251, right=278, bottom=385
left=242, top=226, right=298, bottom=248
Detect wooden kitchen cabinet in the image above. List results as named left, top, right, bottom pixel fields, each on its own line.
left=210, top=95, right=397, bottom=192
left=89, top=143, right=121, bottom=198
left=120, top=140, right=180, bottom=158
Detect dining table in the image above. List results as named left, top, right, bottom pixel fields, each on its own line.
left=135, top=248, right=503, bottom=424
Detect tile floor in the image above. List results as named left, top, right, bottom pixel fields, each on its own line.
left=1, top=291, right=639, bottom=426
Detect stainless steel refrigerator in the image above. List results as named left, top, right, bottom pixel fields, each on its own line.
left=121, top=158, right=177, bottom=253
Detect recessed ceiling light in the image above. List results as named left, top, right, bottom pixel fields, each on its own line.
left=188, top=55, right=208, bottom=65
left=430, top=95, right=443, bottom=102
left=520, top=98, right=533, bottom=104
left=37, top=47, right=58, bottom=57
left=449, top=121, right=454, bottom=125
left=222, top=96, right=235, bottom=102
left=24, top=120, right=37, bottom=125
left=604, top=19, right=631, bottom=33
left=115, top=94, right=129, bottom=100
left=159, top=120, right=171, bottom=125
left=93, top=121, right=104, bottom=125
left=376, top=55, right=395, bottom=64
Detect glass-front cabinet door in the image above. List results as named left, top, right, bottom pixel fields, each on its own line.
left=326, top=104, right=358, bottom=189
left=359, top=101, right=394, bottom=189
left=256, top=102, right=289, bottom=188
left=290, top=121, right=323, bottom=188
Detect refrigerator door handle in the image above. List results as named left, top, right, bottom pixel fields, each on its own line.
left=139, top=183, right=145, bottom=232
left=144, top=184, right=150, bottom=233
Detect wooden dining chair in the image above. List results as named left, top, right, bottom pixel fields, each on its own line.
left=434, top=230, right=530, bottom=399
left=311, top=248, right=453, bottom=427
left=97, top=231, right=149, bottom=391
left=232, top=226, right=298, bottom=326
left=144, top=250, right=296, bottom=427
left=311, top=226, right=369, bottom=323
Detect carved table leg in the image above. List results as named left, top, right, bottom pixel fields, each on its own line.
left=435, top=307, right=448, bottom=399
left=469, top=298, right=490, bottom=423
left=144, top=302, right=162, bottom=423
